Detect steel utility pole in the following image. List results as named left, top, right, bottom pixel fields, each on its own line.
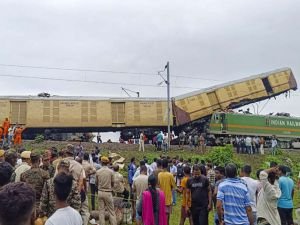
left=166, top=62, right=171, bottom=151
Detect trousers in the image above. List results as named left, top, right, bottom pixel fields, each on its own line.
left=98, top=191, right=117, bottom=225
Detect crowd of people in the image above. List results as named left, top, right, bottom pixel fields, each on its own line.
left=0, top=142, right=296, bottom=225
left=0, top=118, right=25, bottom=148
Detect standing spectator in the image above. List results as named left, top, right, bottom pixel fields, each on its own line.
left=137, top=175, right=167, bottom=225
left=153, top=159, right=164, bottom=182
left=169, top=159, right=177, bottom=206
left=217, top=163, right=253, bottom=225
left=213, top=166, right=225, bottom=225
left=0, top=162, right=13, bottom=188
left=235, top=136, right=241, bottom=154
left=95, top=156, right=117, bottom=225
left=156, top=132, right=163, bottom=151
left=21, top=152, right=50, bottom=213
left=7, top=125, right=13, bottom=147
left=178, top=166, right=193, bottom=225
left=45, top=172, right=82, bottom=225
left=128, top=157, right=136, bottom=195
left=186, top=165, right=212, bottom=225
left=0, top=182, right=36, bottom=225
left=245, top=136, right=252, bottom=154
left=14, top=151, right=31, bottom=182
left=176, top=158, right=184, bottom=187
left=40, top=159, right=81, bottom=218
left=199, top=134, right=205, bottom=153
left=271, top=137, right=278, bottom=156
left=193, top=134, right=199, bottom=150
left=144, top=158, right=153, bottom=176
left=254, top=137, right=260, bottom=154
left=112, top=165, right=129, bottom=200
left=179, top=131, right=185, bottom=149
left=40, top=154, right=55, bottom=178
left=188, top=135, right=193, bottom=149
left=82, top=153, right=95, bottom=224
left=158, top=158, right=176, bottom=225
left=133, top=165, right=149, bottom=225
left=278, top=165, right=294, bottom=225
left=241, top=165, right=259, bottom=225
left=150, top=158, right=158, bottom=172
left=259, top=137, right=265, bottom=155
left=139, top=131, right=145, bottom=152
left=4, top=150, right=18, bottom=168
left=89, top=156, right=101, bottom=210
left=163, top=132, right=169, bottom=152
left=207, top=163, right=216, bottom=190
left=97, top=132, right=102, bottom=144
left=257, top=168, right=281, bottom=225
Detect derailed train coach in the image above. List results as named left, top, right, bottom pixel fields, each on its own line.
left=0, top=67, right=297, bottom=140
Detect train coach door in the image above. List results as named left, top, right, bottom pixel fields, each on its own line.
left=111, top=102, right=125, bottom=125
left=10, top=101, right=27, bottom=124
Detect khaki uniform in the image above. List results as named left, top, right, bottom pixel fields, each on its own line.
left=39, top=178, right=81, bottom=217
left=81, top=161, right=93, bottom=225
left=20, top=167, right=50, bottom=211
left=132, top=174, right=149, bottom=201
left=113, top=172, right=125, bottom=194
left=14, top=162, right=31, bottom=182
left=96, top=166, right=117, bottom=225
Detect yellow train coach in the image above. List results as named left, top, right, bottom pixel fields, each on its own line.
left=0, top=96, right=170, bottom=132
left=173, top=67, right=297, bottom=126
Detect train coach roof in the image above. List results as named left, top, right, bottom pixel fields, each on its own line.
left=174, top=67, right=293, bottom=100
left=0, top=95, right=166, bottom=101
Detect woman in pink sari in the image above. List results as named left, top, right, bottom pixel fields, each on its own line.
left=137, top=175, right=167, bottom=225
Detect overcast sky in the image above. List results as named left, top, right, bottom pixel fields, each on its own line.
left=1, top=0, right=300, bottom=118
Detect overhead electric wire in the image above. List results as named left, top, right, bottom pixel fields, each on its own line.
left=0, top=63, right=223, bottom=82
left=0, top=73, right=201, bottom=90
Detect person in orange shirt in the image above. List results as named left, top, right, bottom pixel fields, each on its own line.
left=14, top=125, right=26, bottom=146
left=178, top=166, right=193, bottom=225
left=2, top=118, right=10, bottom=139
left=0, top=127, right=3, bottom=141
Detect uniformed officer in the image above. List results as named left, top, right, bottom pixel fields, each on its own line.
left=39, top=159, right=81, bottom=217
left=96, top=156, right=117, bottom=225
left=21, top=151, right=50, bottom=213
left=40, top=153, right=55, bottom=178
left=14, top=150, right=31, bottom=182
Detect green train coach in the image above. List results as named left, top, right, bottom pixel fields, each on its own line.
left=208, top=112, right=300, bottom=148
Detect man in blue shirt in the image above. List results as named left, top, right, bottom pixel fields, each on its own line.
left=278, top=165, right=294, bottom=225
left=156, top=132, right=163, bottom=151
left=217, top=163, right=253, bottom=225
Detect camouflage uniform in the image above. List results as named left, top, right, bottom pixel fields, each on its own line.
left=39, top=177, right=81, bottom=217
left=20, top=167, right=50, bottom=211
left=40, top=164, right=55, bottom=178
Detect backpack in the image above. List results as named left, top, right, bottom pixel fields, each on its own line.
left=177, top=164, right=184, bottom=178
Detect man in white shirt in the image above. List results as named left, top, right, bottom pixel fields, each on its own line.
left=241, top=165, right=259, bottom=225
left=245, top=136, right=252, bottom=154
left=46, top=172, right=82, bottom=225
left=271, top=137, right=278, bottom=156
left=139, top=131, right=145, bottom=152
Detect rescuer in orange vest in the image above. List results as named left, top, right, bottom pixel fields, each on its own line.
left=14, top=125, right=25, bottom=146
left=2, top=118, right=10, bottom=139
left=0, top=127, right=3, bottom=141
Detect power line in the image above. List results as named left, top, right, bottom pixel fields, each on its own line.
left=0, top=73, right=200, bottom=90
left=0, top=63, right=223, bottom=82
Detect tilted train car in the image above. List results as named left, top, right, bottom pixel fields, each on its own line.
left=208, top=112, right=300, bottom=148
left=173, top=67, right=297, bottom=128
left=0, top=67, right=297, bottom=140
